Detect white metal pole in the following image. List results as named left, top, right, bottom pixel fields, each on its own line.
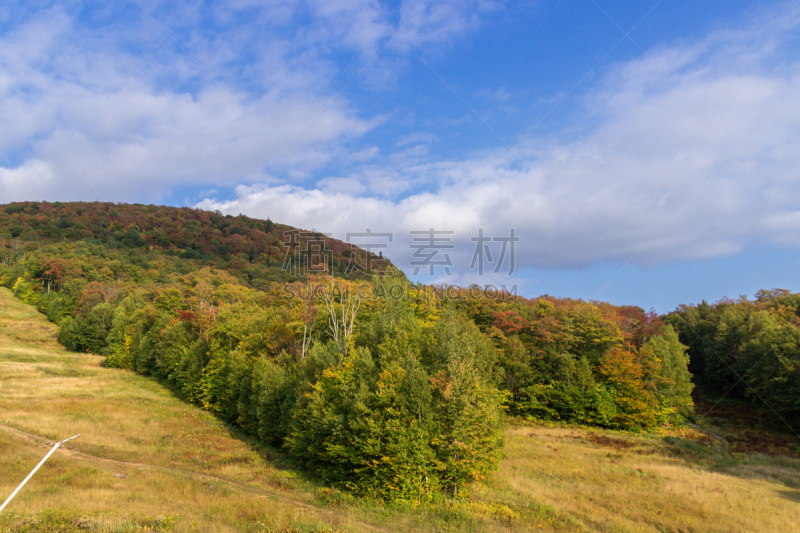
left=0, top=434, right=80, bottom=514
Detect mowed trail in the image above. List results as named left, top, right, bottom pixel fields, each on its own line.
left=0, top=422, right=392, bottom=533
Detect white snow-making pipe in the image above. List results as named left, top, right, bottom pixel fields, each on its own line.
left=0, top=434, right=81, bottom=513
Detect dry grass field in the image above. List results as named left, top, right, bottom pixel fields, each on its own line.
left=1, top=286, right=799, bottom=532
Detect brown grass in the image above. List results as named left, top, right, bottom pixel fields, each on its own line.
left=1, top=287, right=799, bottom=532
left=490, top=424, right=800, bottom=533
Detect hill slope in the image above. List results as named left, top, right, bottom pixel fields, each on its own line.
left=2, top=289, right=800, bottom=532
left=0, top=201, right=393, bottom=286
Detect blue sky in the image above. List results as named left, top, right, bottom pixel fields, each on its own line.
left=1, top=0, right=799, bottom=312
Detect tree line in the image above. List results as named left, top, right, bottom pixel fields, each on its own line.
left=666, top=289, right=800, bottom=427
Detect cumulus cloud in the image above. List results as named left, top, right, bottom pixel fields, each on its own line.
left=0, top=0, right=493, bottom=202
left=199, top=5, right=800, bottom=273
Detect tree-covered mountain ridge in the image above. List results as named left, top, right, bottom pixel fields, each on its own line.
left=0, top=200, right=392, bottom=285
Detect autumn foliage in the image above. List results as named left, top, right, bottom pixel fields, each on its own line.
left=0, top=201, right=699, bottom=501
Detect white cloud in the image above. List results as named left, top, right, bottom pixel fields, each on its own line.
left=0, top=160, right=57, bottom=196
left=0, top=1, right=495, bottom=203
left=397, top=0, right=501, bottom=49
left=476, top=87, right=510, bottom=102
left=396, top=132, right=437, bottom=146
left=304, top=0, right=391, bottom=56
left=198, top=5, right=800, bottom=274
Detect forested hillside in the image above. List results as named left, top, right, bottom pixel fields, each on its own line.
left=0, top=201, right=697, bottom=502
left=0, top=200, right=390, bottom=286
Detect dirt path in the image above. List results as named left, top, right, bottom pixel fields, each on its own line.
left=0, top=423, right=393, bottom=533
